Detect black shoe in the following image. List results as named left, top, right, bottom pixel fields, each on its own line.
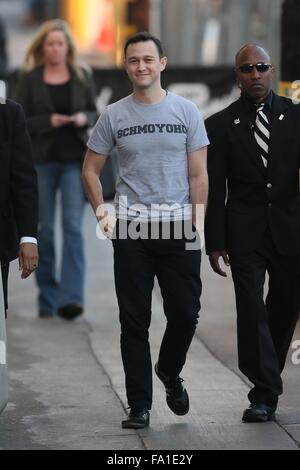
left=154, top=362, right=189, bottom=416
left=57, top=304, right=83, bottom=320
left=121, top=408, right=150, bottom=429
left=242, top=403, right=276, bottom=423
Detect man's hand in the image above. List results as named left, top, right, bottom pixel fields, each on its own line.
left=96, top=204, right=116, bottom=239
left=18, top=243, right=39, bottom=279
left=50, top=113, right=72, bottom=128
left=209, top=250, right=230, bottom=277
left=70, top=112, right=88, bottom=128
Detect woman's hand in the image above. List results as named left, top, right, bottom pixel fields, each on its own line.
left=50, top=113, right=72, bottom=128
left=70, top=112, right=88, bottom=128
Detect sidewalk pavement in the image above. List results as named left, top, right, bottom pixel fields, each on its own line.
left=0, top=208, right=299, bottom=450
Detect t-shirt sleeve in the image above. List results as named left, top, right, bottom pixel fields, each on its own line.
left=87, top=108, right=115, bottom=155
left=186, top=103, right=210, bottom=153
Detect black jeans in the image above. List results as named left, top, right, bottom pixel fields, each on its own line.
left=230, top=231, right=300, bottom=408
left=112, top=221, right=202, bottom=410
left=1, top=263, right=9, bottom=316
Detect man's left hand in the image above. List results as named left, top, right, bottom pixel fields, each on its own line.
left=18, top=243, right=39, bottom=279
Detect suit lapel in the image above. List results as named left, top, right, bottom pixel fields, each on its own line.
left=267, top=94, right=290, bottom=171
left=230, top=97, right=266, bottom=174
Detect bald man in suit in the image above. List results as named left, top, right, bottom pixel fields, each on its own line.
left=205, top=44, right=300, bottom=423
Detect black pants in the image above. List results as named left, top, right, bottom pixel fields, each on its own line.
left=230, top=231, right=300, bottom=408
left=1, top=262, right=9, bottom=316
left=112, top=221, right=202, bottom=410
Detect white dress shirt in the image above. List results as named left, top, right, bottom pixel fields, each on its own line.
left=20, top=237, right=37, bottom=245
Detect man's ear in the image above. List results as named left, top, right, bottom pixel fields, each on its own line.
left=160, top=56, right=168, bottom=71
left=123, top=59, right=129, bottom=75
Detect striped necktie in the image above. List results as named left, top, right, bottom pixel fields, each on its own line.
left=254, top=103, right=270, bottom=167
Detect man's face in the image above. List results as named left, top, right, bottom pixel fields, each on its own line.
left=236, top=47, right=274, bottom=102
left=124, top=40, right=167, bottom=90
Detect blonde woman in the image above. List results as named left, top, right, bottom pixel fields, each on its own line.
left=16, top=19, right=97, bottom=320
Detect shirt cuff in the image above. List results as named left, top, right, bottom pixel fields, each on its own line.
left=20, top=237, right=38, bottom=245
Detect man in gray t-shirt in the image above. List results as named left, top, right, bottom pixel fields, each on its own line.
left=83, top=32, right=209, bottom=430
left=88, top=90, right=208, bottom=221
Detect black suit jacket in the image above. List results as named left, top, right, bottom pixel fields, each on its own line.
left=0, top=99, right=38, bottom=262
left=204, top=92, right=300, bottom=256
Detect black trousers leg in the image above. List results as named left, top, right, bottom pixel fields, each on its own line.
left=113, top=237, right=155, bottom=410
left=112, top=220, right=202, bottom=408
left=266, top=250, right=300, bottom=373
left=230, top=232, right=300, bottom=407
left=1, top=263, right=9, bottom=317
left=156, top=237, right=202, bottom=379
left=230, top=249, right=282, bottom=406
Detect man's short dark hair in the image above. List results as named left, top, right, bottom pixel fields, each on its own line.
left=124, top=32, right=164, bottom=58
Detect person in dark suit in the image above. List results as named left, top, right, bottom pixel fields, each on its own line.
left=0, top=98, right=38, bottom=315
left=205, top=44, right=300, bottom=423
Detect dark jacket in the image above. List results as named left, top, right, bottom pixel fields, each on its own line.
left=204, top=93, right=300, bottom=256
left=0, top=99, right=38, bottom=262
left=15, top=65, right=97, bottom=163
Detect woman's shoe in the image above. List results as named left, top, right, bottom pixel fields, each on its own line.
left=57, top=304, right=83, bottom=320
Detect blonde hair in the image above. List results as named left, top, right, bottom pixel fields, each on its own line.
left=22, top=19, right=79, bottom=72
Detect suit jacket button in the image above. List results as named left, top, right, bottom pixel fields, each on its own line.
left=267, top=183, right=272, bottom=188
left=268, top=203, right=272, bottom=207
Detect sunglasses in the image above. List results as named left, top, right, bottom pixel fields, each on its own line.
left=237, top=63, right=273, bottom=74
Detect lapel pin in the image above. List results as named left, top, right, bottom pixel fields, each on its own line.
left=234, top=118, right=240, bottom=125
left=279, top=114, right=284, bottom=120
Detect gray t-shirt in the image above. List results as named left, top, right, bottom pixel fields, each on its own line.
left=87, top=91, right=209, bottom=221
